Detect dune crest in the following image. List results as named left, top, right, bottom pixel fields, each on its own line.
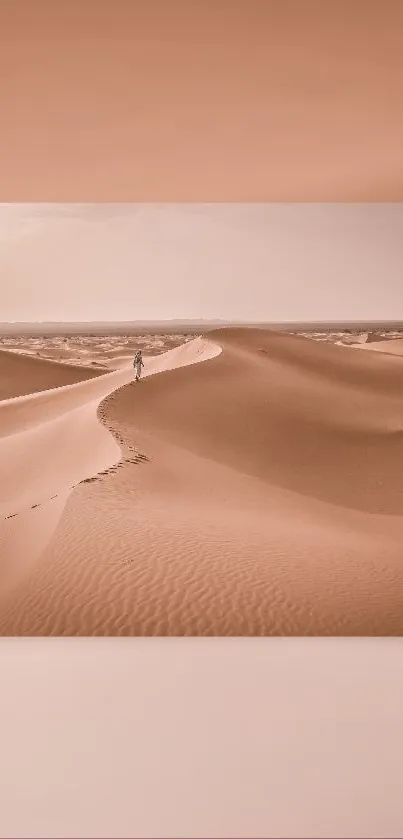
left=351, top=337, right=403, bottom=357
left=0, top=336, right=220, bottom=597
left=0, top=346, right=104, bottom=400
left=1, top=328, right=403, bottom=636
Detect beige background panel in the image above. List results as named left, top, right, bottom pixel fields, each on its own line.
left=0, top=638, right=402, bottom=838
left=0, top=0, right=402, bottom=200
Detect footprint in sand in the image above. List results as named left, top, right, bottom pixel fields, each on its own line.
left=126, top=453, right=150, bottom=465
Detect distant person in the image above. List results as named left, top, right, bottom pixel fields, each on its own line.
left=133, top=350, right=144, bottom=382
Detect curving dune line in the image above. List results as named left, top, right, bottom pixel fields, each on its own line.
left=1, top=328, right=403, bottom=636
left=0, top=346, right=105, bottom=401
left=0, top=337, right=221, bottom=596
left=351, top=337, right=403, bottom=357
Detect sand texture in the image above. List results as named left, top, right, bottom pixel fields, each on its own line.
left=1, top=327, right=403, bottom=636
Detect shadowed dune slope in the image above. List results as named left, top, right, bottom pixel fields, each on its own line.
left=2, top=329, right=403, bottom=637
left=104, top=328, right=403, bottom=515
left=0, top=347, right=104, bottom=400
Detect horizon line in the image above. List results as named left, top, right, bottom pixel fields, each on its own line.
left=2, top=319, right=403, bottom=326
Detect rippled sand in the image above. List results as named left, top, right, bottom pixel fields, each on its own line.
left=1, top=328, right=403, bottom=635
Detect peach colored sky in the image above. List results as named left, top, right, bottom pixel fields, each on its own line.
left=1, top=203, right=402, bottom=323
left=0, top=0, right=402, bottom=201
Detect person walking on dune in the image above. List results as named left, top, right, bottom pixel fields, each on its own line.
left=133, top=349, right=144, bottom=382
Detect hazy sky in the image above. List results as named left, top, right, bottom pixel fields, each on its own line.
left=1, top=203, right=402, bottom=322
left=1, top=1, right=402, bottom=201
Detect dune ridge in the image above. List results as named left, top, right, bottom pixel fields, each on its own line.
left=351, top=337, right=403, bottom=357
left=1, top=328, right=403, bottom=636
left=0, top=336, right=220, bottom=599
left=0, top=346, right=105, bottom=400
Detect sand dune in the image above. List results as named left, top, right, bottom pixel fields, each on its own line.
left=0, top=346, right=104, bottom=400
left=0, top=332, right=194, bottom=372
left=0, top=337, right=220, bottom=599
left=351, top=337, right=403, bottom=357
left=1, top=328, right=403, bottom=636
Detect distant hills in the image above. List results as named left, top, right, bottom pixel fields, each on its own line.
left=1, top=320, right=403, bottom=337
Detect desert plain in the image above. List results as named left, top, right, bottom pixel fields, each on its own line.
left=1, top=324, right=403, bottom=635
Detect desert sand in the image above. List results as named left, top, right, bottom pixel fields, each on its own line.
left=351, top=337, right=403, bottom=356
left=1, top=327, right=403, bottom=636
